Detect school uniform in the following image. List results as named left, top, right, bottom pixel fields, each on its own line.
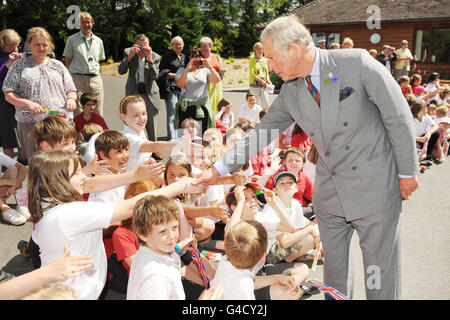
left=127, top=245, right=185, bottom=300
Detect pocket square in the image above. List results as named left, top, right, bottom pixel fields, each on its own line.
left=339, top=87, right=354, bottom=102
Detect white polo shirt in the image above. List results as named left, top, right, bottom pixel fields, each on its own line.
left=239, top=103, right=262, bottom=126
left=210, top=256, right=255, bottom=300
left=120, top=125, right=152, bottom=172
left=127, top=245, right=184, bottom=300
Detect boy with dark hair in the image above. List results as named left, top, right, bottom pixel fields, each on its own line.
left=74, top=93, right=108, bottom=133
left=89, top=130, right=130, bottom=202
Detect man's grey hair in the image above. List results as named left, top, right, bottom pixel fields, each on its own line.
left=260, top=15, right=313, bottom=52
left=199, top=36, right=214, bottom=47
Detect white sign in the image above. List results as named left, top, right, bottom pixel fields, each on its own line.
left=66, top=5, right=81, bottom=30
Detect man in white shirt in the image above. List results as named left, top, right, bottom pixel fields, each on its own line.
left=239, top=92, right=262, bottom=126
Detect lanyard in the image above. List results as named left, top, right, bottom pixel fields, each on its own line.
left=83, top=37, right=93, bottom=52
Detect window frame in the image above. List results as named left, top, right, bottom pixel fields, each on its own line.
left=413, top=27, right=450, bottom=64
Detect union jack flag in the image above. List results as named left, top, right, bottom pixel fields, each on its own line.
left=300, top=279, right=350, bottom=300
left=191, top=248, right=210, bottom=289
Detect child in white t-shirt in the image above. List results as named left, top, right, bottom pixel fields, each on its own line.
left=27, top=150, right=202, bottom=300
left=218, top=185, right=315, bottom=300
left=127, top=194, right=220, bottom=300
left=210, top=218, right=303, bottom=300
left=118, top=95, right=201, bottom=177
left=88, top=131, right=130, bottom=203
left=239, top=92, right=262, bottom=127
left=262, top=171, right=321, bottom=265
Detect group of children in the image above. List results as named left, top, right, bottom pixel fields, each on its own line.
left=0, top=91, right=323, bottom=300
left=401, top=72, right=450, bottom=171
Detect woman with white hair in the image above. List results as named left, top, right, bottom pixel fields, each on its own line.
left=200, top=36, right=224, bottom=114
left=158, top=36, right=187, bottom=140
left=0, top=28, right=26, bottom=162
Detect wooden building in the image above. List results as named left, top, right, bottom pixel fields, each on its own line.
left=259, top=0, right=450, bottom=79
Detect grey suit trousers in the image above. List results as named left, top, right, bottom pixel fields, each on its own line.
left=316, top=200, right=402, bottom=300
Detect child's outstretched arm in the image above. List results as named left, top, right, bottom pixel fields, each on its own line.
left=139, top=140, right=202, bottom=157
left=111, top=177, right=206, bottom=224
left=83, top=159, right=165, bottom=193
left=0, top=245, right=93, bottom=300
left=225, top=185, right=245, bottom=234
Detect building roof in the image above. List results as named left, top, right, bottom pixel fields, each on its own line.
left=258, top=0, right=450, bottom=28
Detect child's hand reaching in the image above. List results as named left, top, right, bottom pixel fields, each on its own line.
left=136, top=158, right=166, bottom=182
left=234, top=185, right=245, bottom=204
left=231, top=172, right=249, bottom=186
left=82, top=154, right=112, bottom=176
left=184, top=177, right=207, bottom=195
left=262, top=188, right=276, bottom=204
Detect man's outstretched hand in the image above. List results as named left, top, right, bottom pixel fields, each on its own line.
left=193, top=166, right=221, bottom=186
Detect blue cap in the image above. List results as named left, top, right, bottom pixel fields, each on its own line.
left=273, top=171, right=297, bottom=188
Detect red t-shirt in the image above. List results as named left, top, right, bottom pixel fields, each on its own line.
left=74, top=112, right=109, bottom=133
left=111, top=226, right=139, bottom=274
left=265, top=170, right=314, bottom=206
left=291, top=131, right=312, bottom=152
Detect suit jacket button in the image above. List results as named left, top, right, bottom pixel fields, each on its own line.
left=325, top=151, right=330, bottom=156
left=331, top=171, right=336, bottom=176
left=310, top=132, right=314, bottom=136
left=343, top=122, right=348, bottom=127
left=345, top=146, right=350, bottom=151
left=352, top=166, right=357, bottom=170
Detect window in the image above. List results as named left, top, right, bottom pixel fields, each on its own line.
left=414, top=28, right=450, bottom=64
left=312, top=32, right=341, bottom=49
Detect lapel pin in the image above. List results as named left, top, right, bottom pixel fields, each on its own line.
left=324, top=73, right=339, bottom=85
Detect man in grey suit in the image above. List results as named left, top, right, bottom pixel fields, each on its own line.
left=197, top=15, right=420, bottom=299
left=118, top=34, right=161, bottom=141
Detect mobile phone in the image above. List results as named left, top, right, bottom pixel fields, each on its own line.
left=192, top=59, right=201, bottom=66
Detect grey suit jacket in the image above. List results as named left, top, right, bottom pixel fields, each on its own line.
left=118, top=48, right=161, bottom=115
left=221, top=48, right=418, bottom=221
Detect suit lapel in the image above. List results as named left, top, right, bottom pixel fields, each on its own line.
left=319, top=49, right=340, bottom=152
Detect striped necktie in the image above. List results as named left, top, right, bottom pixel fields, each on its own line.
left=305, top=76, right=320, bottom=107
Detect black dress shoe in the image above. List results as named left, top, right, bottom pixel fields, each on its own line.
left=432, top=158, right=442, bottom=164
left=420, top=160, right=433, bottom=167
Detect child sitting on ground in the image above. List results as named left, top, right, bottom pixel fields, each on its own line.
left=88, top=130, right=130, bottom=203
left=210, top=214, right=314, bottom=300
left=0, top=152, right=28, bottom=225
left=222, top=184, right=318, bottom=299
left=260, top=147, right=314, bottom=208
left=78, top=123, right=104, bottom=157
left=126, top=195, right=219, bottom=300
left=397, top=75, right=413, bottom=97
left=261, top=171, right=321, bottom=264
left=73, top=93, right=108, bottom=133
left=28, top=150, right=203, bottom=299
left=214, top=98, right=234, bottom=134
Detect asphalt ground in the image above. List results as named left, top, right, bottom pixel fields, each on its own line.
left=0, top=75, right=448, bottom=300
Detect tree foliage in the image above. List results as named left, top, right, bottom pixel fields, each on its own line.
left=0, top=0, right=314, bottom=59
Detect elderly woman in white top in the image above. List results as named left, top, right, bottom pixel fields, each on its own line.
left=2, top=27, right=77, bottom=162
left=200, top=37, right=224, bottom=114
left=174, top=47, right=221, bottom=137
